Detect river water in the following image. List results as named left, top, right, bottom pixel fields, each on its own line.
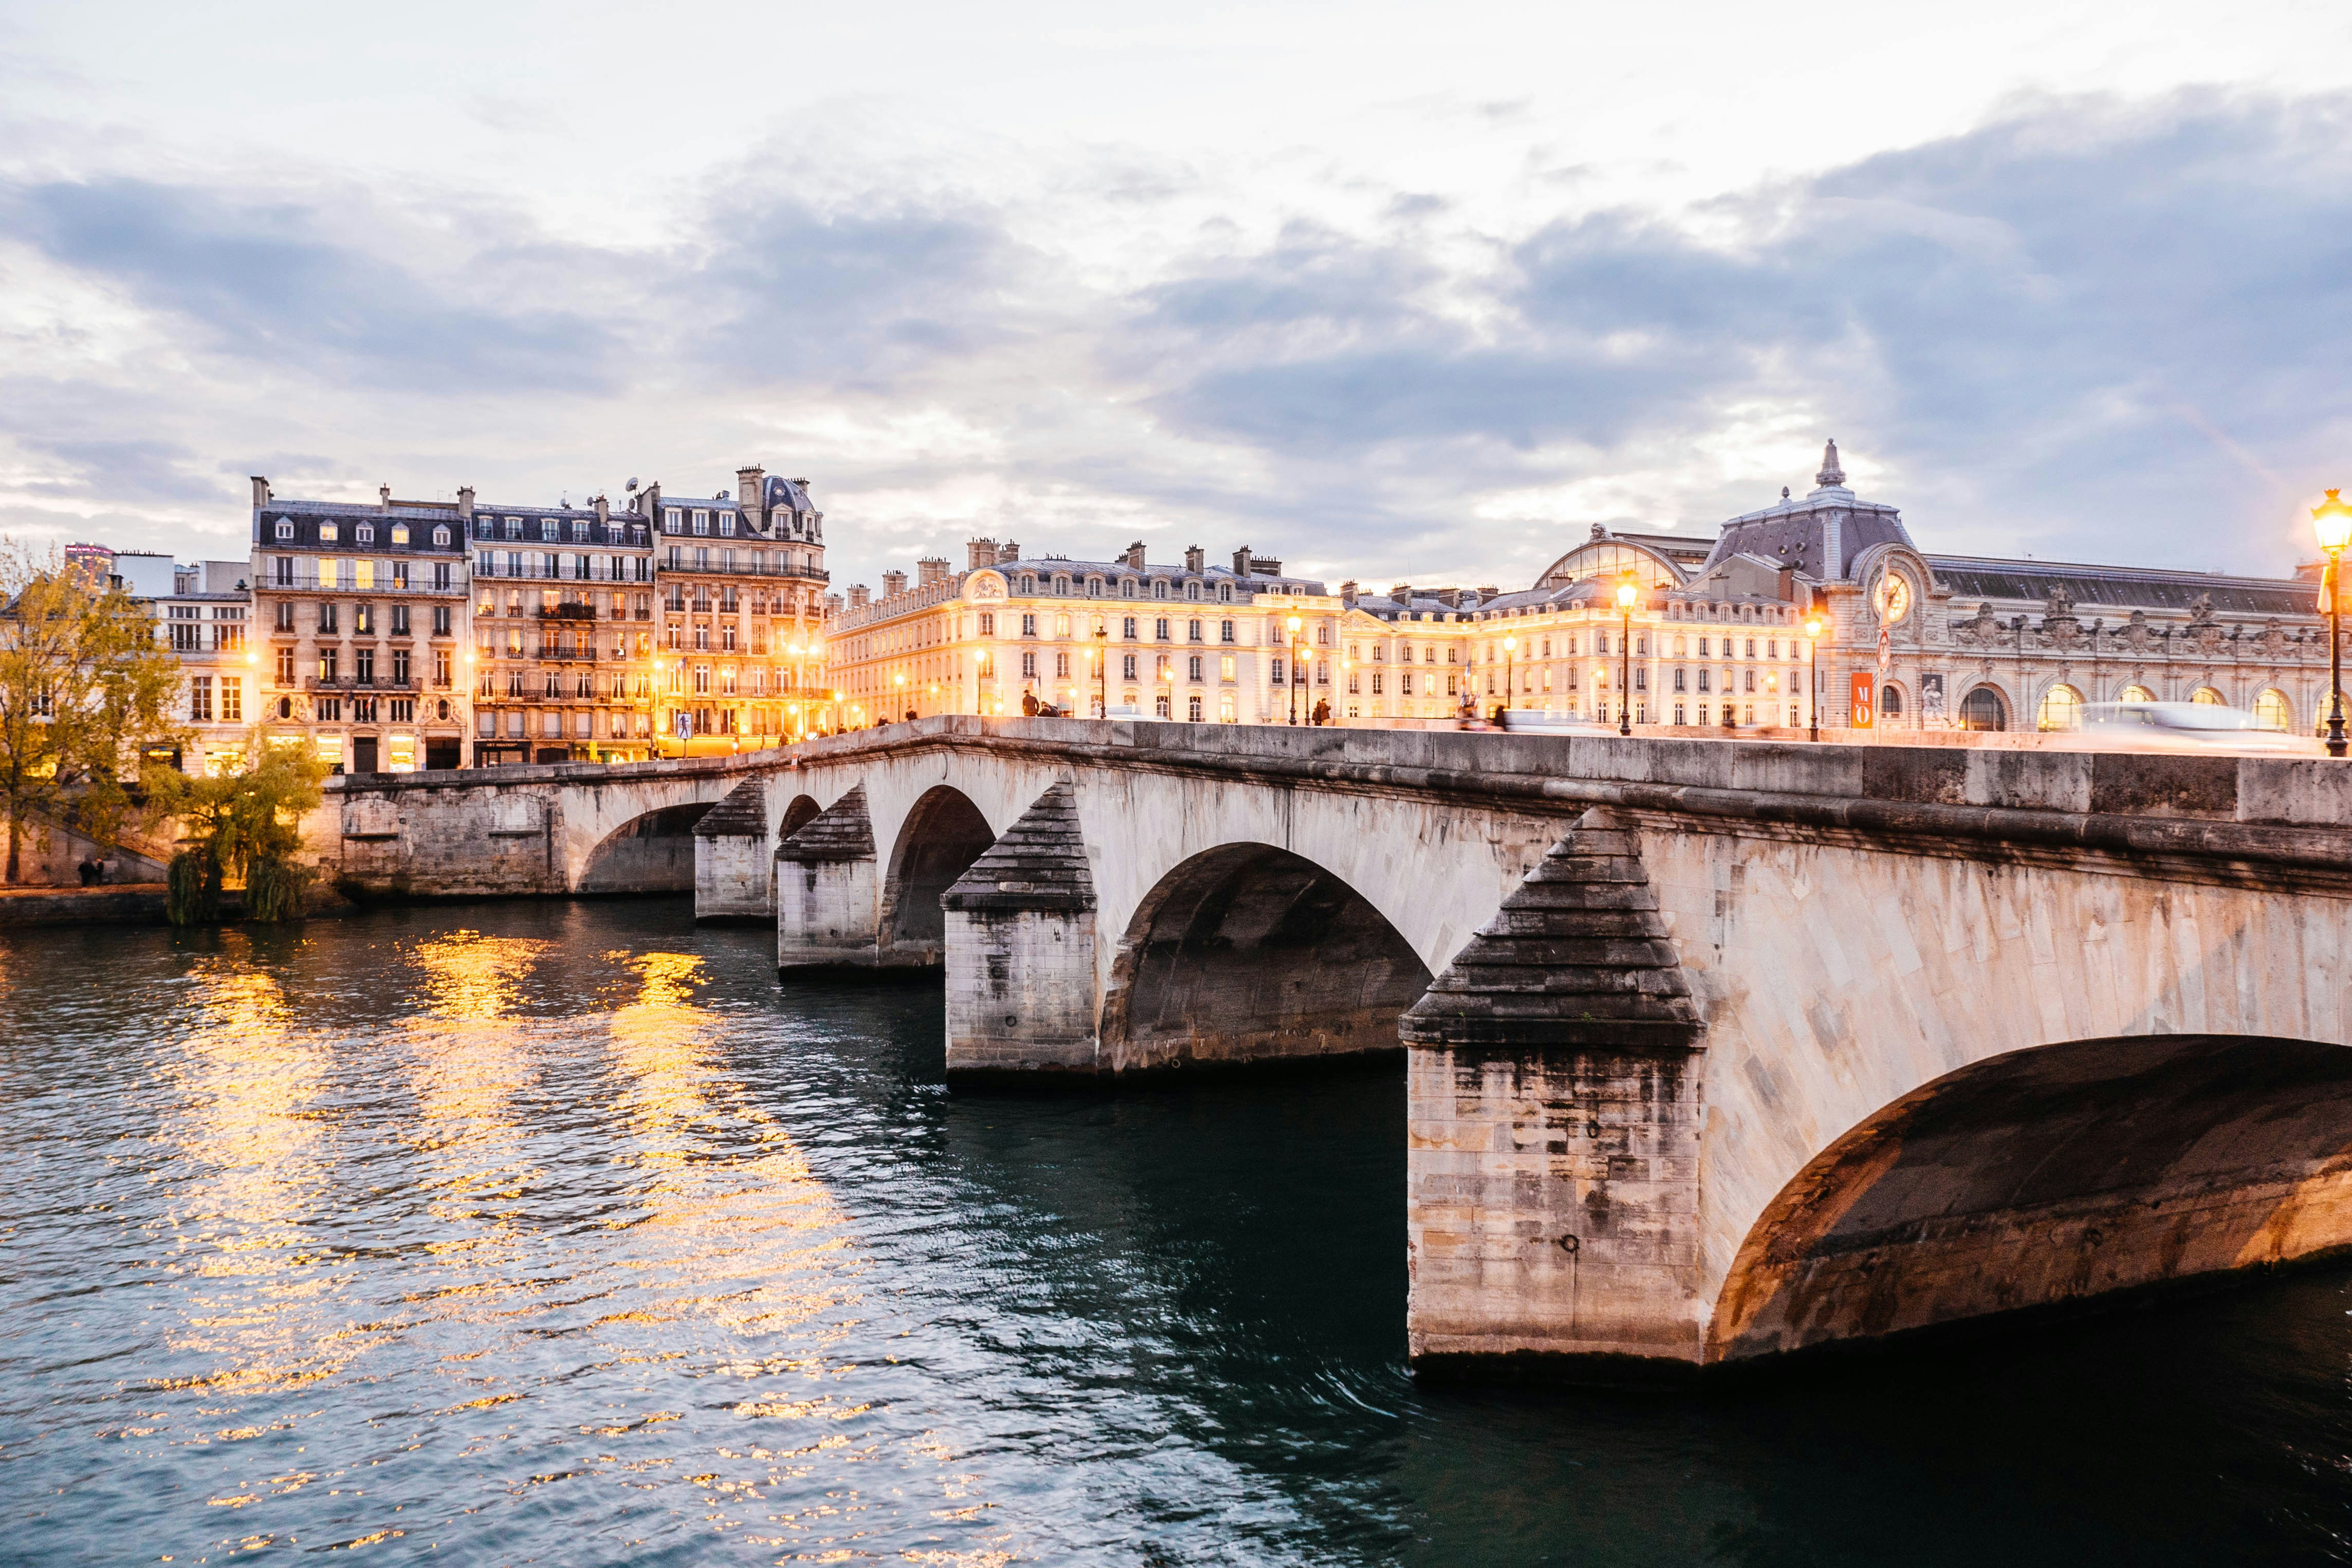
left=4, top=899, right=2352, bottom=1565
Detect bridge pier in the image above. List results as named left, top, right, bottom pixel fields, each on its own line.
left=693, top=779, right=774, bottom=924
left=942, top=784, right=1100, bottom=1075
left=1403, top=809, right=1711, bottom=1371
left=776, top=785, right=883, bottom=969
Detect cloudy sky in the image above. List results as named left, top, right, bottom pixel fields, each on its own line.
left=4, top=1, right=2350, bottom=593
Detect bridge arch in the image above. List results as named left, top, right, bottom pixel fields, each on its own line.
left=778, top=794, right=822, bottom=841
left=1099, top=841, right=1432, bottom=1071
left=1705, top=1032, right=2352, bottom=1361
left=881, top=784, right=997, bottom=964
left=578, top=801, right=714, bottom=893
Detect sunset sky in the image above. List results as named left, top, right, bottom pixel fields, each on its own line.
left=5, top=0, right=2350, bottom=591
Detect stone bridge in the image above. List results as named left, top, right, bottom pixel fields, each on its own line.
left=328, top=718, right=2352, bottom=1377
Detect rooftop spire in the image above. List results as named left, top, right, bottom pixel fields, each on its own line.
left=1816, top=438, right=1845, bottom=489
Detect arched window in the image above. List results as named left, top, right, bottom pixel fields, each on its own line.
left=2118, top=684, right=2155, bottom=703
left=1880, top=685, right=1903, bottom=718
left=1960, top=685, right=2008, bottom=732
left=2190, top=686, right=2226, bottom=706
left=2036, top=683, right=2084, bottom=731
left=2255, top=689, right=2293, bottom=731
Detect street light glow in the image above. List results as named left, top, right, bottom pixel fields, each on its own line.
left=2314, top=489, right=2352, bottom=553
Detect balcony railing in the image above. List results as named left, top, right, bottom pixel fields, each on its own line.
left=472, top=561, right=654, bottom=583
left=306, top=675, right=421, bottom=692
left=265, top=573, right=468, bottom=596
left=658, top=558, right=830, bottom=580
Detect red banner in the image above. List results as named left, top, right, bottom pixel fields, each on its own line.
left=1849, top=671, right=1876, bottom=729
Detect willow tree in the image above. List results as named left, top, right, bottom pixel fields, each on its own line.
left=144, top=732, right=327, bottom=923
left=0, top=542, right=185, bottom=882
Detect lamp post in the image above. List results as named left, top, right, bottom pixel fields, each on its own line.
left=1502, top=635, right=1517, bottom=725
left=2315, top=489, right=2352, bottom=757
left=1803, top=612, right=1823, bottom=743
left=893, top=670, right=907, bottom=722
left=1094, top=624, right=1108, bottom=718
left=1285, top=614, right=1304, bottom=725
left=1615, top=574, right=1636, bottom=737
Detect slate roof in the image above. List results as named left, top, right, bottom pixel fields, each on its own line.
left=1925, top=556, right=2314, bottom=616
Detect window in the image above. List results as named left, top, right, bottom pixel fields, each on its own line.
left=318, top=602, right=339, bottom=634
left=319, top=522, right=338, bottom=542
left=2035, top=684, right=2084, bottom=732
left=1188, top=619, right=1203, bottom=642
left=275, top=649, right=296, bottom=686
left=1673, top=668, right=1686, bottom=692
left=1152, top=580, right=1169, bottom=600
left=1021, top=651, right=1037, bottom=678
left=1697, top=669, right=1711, bottom=692
left=433, top=605, right=451, bottom=636
left=222, top=679, right=242, bottom=722
left=979, top=612, right=995, bottom=636
left=1960, top=686, right=2008, bottom=732
left=274, top=518, right=294, bottom=541
left=1021, top=614, right=1037, bottom=637
left=693, top=511, right=710, bottom=536
left=355, top=603, right=373, bottom=635
left=1218, top=584, right=1233, bottom=603
left=317, top=697, right=341, bottom=721
left=433, top=525, right=450, bottom=546
left=391, top=604, right=410, bottom=635
left=1154, top=618, right=1170, bottom=641
left=1271, top=658, right=1285, bottom=685
left=1188, top=655, right=1203, bottom=681
left=2255, top=688, right=2292, bottom=731
left=189, top=676, right=212, bottom=721
left=1122, top=654, right=1137, bottom=679
left=1881, top=685, right=1904, bottom=720
left=1123, top=617, right=1138, bottom=639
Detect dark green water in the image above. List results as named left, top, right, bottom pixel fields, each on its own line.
left=5, top=899, right=2352, bottom=1565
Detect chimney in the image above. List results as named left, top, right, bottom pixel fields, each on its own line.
left=918, top=556, right=949, bottom=588
left=1478, top=584, right=1498, bottom=601
left=967, top=538, right=998, bottom=570
left=1184, top=544, right=1204, bottom=574
left=378, top=484, right=392, bottom=513
left=1125, top=541, right=1148, bottom=569
left=1339, top=579, right=1357, bottom=608
left=249, top=475, right=271, bottom=508
left=593, top=494, right=609, bottom=524
left=997, top=540, right=1022, bottom=565
left=849, top=583, right=871, bottom=610
left=737, top=465, right=765, bottom=513
left=1392, top=582, right=1411, bottom=603
left=881, top=569, right=908, bottom=598
left=456, top=485, right=475, bottom=521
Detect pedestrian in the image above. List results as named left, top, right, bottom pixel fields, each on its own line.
left=76, top=858, right=95, bottom=887
left=1021, top=689, right=1039, bottom=717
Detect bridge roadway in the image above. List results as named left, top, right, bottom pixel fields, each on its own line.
left=319, top=718, right=2352, bottom=1375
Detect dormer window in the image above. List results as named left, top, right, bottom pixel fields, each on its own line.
left=571, top=520, right=589, bottom=542
left=664, top=509, right=682, bottom=534
left=432, top=525, right=450, bottom=546
left=1086, top=577, right=1102, bottom=597
left=1120, top=578, right=1137, bottom=598
left=356, top=523, right=375, bottom=544
left=319, top=522, right=339, bottom=542
left=1185, top=582, right=1201, bottom=601
left=692, top=511, right=710, bottom=536
left=505, top=518, right=522, bottom=539
left=719, top=514, right=736, bottom=538
left=1152, top=580, right=1169, bottom=600
left=274, top=518, right=294, bottom=541
left=540, top=520, right=558, bottom=542
left=390, top=523, right=409, bottom=546
left=1053, top=575, right=1070, bottom=596
left=1218, top=583, right=1233, bottom=603
left=1019, top=574, right=1036, bottom=594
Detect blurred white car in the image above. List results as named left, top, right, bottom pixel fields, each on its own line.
left=1498, top=709, right=1622, bottom=735
left=2075, top=702, right=2318, bottom=754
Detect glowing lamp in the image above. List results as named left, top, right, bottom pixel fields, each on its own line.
left=1804, top=617, right=1823, bottom=639
left=2314, top=489, right=2352, bottom=554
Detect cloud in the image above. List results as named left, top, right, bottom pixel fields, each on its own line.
left=4, top=88, right=2350, bottom=586
left=0, top=178, right=619, bottom=390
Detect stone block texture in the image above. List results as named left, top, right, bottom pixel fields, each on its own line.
left=942, top=783, right=1100, bottom=1073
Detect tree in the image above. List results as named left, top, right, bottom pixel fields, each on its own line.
left=145, top=731, right=328, bottom=923
left=0, top=542, right=185, bottom=883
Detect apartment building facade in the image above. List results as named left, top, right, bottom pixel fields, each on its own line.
left=466, top=492, right=657, bottom=765
left=249, top=478, right=473, bottom=772
left=642, top=467, right=831, bottom=742
left=825, top=541, right=1342, bottom=726
left=153, top=559, right=256, bottom=772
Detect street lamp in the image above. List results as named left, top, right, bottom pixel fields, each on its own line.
left=1615, top=573, right=1637, bottom=737
left=1501, top=635, right=1517, bottom=725
left=1285, top=614, right=1304, bottom=725
left=1094, top=624, right=1109, bottom=718
left=1803, top=611, right=1824, bottom=743
left=2316, top=489, right=2352, bottom=757
left=893, top=669, right=907, bottom=723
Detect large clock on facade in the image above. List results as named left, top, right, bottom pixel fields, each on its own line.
left=1873, top=570, right=1912, bottom=626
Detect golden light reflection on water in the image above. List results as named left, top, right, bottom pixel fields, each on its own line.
left=156, top=944, right=347, bottom=1399
left=119, top=926, right=1010, bottom=1561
